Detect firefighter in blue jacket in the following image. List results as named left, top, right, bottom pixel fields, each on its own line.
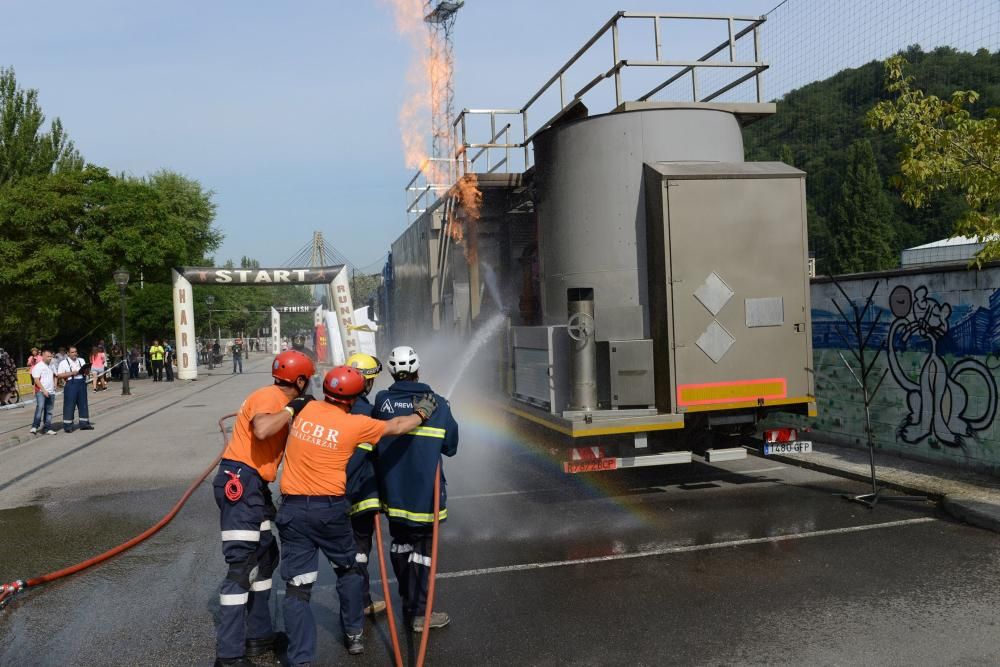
left=345, top=352, right=387, bottom=617
left=373, top=345, right=458, bottom=632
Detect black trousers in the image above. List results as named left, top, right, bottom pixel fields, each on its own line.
left=151, top=359, right=164, bottom=381
left=388, top=521, right=434, bottom=619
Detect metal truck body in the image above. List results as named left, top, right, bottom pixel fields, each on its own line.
left=379, top=12, right=815, bottom=470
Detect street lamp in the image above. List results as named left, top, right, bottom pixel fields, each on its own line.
left=205, top=295, right=215, bottom=369
left=113, top=268, right=131, bottom=396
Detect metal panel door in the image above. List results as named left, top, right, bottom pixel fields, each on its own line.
left=665, top=177, right=811, bottom=411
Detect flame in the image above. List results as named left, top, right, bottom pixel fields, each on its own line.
left=384, top=1, right=485, bottom=266
left=384, top=0, right=452, bottom=185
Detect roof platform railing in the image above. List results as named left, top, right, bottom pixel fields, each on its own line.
left=404, top=11, right=769, bottom=219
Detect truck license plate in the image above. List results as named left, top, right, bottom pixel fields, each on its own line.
left=764, top=441, right=812, bottom=455
left=564, top=458, right=618, bottom=474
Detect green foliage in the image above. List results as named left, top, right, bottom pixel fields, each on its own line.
left=350, top=272, right=381, bottom=307
left=0, top=166, right=223, bottom=350
left=868, top=54, right=1000, bottom=263
left=829, top=139, right=897, bottom=273
left=0, top=67, right=82, bottom=186
left=745, top=46, right=1000, bottom=275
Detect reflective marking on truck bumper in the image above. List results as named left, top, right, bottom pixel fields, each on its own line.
left=677, top=377, right=787, bottom=407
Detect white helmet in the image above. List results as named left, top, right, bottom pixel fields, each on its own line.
left=387, top=346, right=420, bottom=377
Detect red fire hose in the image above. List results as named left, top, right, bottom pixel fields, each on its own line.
left=374, top=513, right=405, bottom=667
left=416, top=461, right=443, bottom=667
left=374, top=461, right=442, bottom=667
left=0, top=413, right=237, bottom=610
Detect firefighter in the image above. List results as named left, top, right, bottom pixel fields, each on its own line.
left=212, top=350, right=315, bottom=667
left=344, top=352, right=386, bottom=617
left=373, top=345, right=459, bottom=632
left=278, top=365, right=438, bottom=664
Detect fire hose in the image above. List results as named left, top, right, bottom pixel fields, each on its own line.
left=0, top=413, right=237, bottom=610
left=374, top=461, right=442, bottom=667
left=1, top=412, right=445, bottom=667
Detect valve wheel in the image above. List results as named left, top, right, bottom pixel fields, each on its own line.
left=567, top=312, right=595, bottom=342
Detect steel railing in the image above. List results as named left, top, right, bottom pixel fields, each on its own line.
left=405, top=11, right=769, bottom=221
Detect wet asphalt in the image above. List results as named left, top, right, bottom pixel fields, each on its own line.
left=2, top=358, right=999, bottom=666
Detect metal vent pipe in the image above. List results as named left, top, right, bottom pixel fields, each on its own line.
left=567, top=288, right=597, bottom=410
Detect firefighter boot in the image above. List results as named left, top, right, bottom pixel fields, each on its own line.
left=412, top=611, right=450, bottom=632
left=346, top=632, right=364, bottom=655
left=246, top=631, right=287, bottom=657
left=213, top=657, right=253, bottom=667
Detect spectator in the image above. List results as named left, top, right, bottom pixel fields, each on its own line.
left=27, top=346, right=42, bottom=369
left=0, top=346, right=17, bottom=405
left=212, top=340, right=221, bottom=366
left=149, top=339, right=165, bottom=382
left=231, top=337, right=244, bottom=374
left=164, top=341, right=175, bottom=381
left=110, top=343, right=123, bottom=382
left=56, top=346, right=93, bottom=432
left=30, top=348, right=57, bottom=435
left=91, top=346, right=107, bottom=392
left=53, top=347, right=68, bottom=388
left=128, top=346, right=140, bottom=379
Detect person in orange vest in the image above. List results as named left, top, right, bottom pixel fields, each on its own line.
left=277, top=365, right=438, bottom=664
left=212, top=350, right=315, bottom=667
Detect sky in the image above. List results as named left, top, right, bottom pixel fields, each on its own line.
left=17, top=0, right=976, bottom=272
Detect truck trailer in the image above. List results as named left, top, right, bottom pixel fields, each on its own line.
left=378, top=12, right=815, bottom=472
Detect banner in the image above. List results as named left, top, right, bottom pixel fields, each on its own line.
left=171, top=269, right=197, bottom=380
left=315, top=324, right=329, bottom=364
left=271, top=307, right=281, bottom=356
left=331, top=268, right=360, bottom=359
left=178, top=266, right=344, bottom=285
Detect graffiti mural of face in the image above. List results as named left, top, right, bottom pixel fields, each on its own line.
left=889, top=285, right=911, bottom=318
left=886, top=284, right=997, bottom=449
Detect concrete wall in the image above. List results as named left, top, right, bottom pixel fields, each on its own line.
left=805, top=264, right=1000, bottom=474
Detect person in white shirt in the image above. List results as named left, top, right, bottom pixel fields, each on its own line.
left=56, top=346, right=93, bottom=432
left=30, top=348, right=57, bottom=435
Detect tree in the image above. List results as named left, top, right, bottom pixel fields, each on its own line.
left=829, top=139, right=897, bottom=274
left=868, top=54, right=1000, bottom=263
left=745, top=46, right=999, bottom=266
left=0, top=167, right=223, bottom=349
left=0, top=67, right=83, bottom=186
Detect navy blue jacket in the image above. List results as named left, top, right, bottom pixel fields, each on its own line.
left=346, top=394, right=380, bottom=516
left=373, top=380, right=458, bottom=527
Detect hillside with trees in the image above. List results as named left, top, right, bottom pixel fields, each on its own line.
left=745, top=45, right=999, bottom=275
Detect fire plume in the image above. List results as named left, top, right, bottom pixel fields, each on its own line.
left=384, top=0, right=452, bottom=185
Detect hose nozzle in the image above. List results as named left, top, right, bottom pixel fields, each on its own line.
left=0, top=580, right=26, bottom=610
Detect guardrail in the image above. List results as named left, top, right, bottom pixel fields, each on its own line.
left=404, top=11, right=768, bottom=220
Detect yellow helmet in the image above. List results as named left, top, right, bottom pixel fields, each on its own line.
left=346, top=353, right=382, bottom=378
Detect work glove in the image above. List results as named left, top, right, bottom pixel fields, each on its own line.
left=413, top=393, right=438, bottom=423
left=285, top=395, right=313, bottom=419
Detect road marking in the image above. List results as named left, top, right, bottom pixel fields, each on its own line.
left=433, top=517, right=937, bottom=580
left=449, top=466, right=789, bottom=500
left=291, top=516, right=937, bottom=595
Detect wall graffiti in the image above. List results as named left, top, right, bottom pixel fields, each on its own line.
left=885, top=285, right=998, bottom=448
left=804, top=269, right=1000, bottom=472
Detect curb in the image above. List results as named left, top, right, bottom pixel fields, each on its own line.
left=941, top=496, right=1000, bottom=534
left=748, top=448, right=944, bottom=501
left=750, top=449, right=1000, bottom=534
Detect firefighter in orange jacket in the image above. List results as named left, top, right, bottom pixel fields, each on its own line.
left=277, top=365, right=438, bottom=663
left=212, top=350, right=315, bottom=667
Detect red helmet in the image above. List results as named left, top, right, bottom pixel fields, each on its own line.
left=271, top=350, right=315, bottom=384
left=323, top=365, right=366, bottom=403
